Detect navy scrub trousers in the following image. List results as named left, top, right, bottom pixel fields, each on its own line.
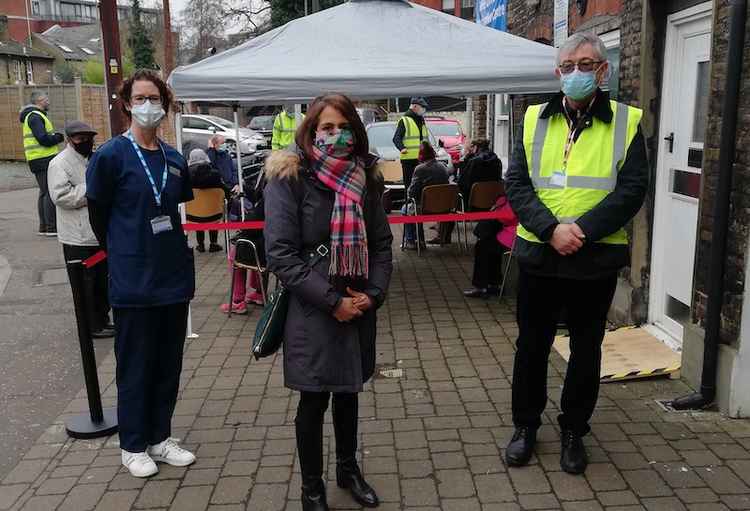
left=114, top=303, right=189, bottom=453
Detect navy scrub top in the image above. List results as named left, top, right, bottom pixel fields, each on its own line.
left=86, top=135, right=195, bottom=308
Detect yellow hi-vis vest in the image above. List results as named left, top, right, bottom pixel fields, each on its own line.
left=399, top=115, right=429, bottom=160
left=516, top=100, right=642, bottom=245
left=272, top=112, right=303, bottom=150
left=23, top=110, right=59, bottom=162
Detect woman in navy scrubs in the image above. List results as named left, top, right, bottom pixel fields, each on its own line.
left=86, top=69, right=196, bottom=478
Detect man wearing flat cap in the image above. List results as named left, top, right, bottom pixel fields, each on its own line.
left=393, top=97, right=430, bottom=192
left=49, top=121, right=114, bottom=338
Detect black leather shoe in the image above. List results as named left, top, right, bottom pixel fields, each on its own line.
left=337, top=460, right=379, bottom=508
left=464, top=287, right=488, bottom=299
left=91, top=327, right=115, bottom=339
left=401, top=240, right=417, bottom=251
left=426, top=237, right=444, bottom=245
left=505, top=427, right=536, bottom=467
left=195, top=244, right=206, bottom=253
left=486, top=285, right=501, bottom=296
left=208, top=244, right=223, bottom=253
left=301, top=477, right=329, bottom=511
left=560, top=430, right=588, bottom=474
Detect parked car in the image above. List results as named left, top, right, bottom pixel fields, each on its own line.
left=182, top=114, right=266, bottom=155
left=425, top=116, right=466, bottom=164
left=357, top=107, right=386, bottom=127
left=247, top=115, right=275, bottom=144
left=366, top=121, right=454, bottom=211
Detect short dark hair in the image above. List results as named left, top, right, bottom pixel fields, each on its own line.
left=471, top=138, right=491, bottom=151
left=419, top=141, right=436, bottom=161
left=295, top=94, right=369, bottom=160
left=118, top=69, right=174, bottom=119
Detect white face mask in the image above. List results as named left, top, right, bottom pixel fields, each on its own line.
left=130, top=100, right=166, bottom=129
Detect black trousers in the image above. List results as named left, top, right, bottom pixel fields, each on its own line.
left=295, top=391, right=358, bottom=480
left=196, top=230, right=218, bottom=246
left=511, top=270, right=617, bottom=436
left=400, top=159, right=419, bottom=191
left=114, top=303, right=188, bottom=452
left=32, top=168, right=56, bottom=232
left=472, top=237, right=503, bottom=288
left=62, top=244, right=110, bottom=333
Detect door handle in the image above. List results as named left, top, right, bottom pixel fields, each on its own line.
left=664, top=132, right=675, bottom=153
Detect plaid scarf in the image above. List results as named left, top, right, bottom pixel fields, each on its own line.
left=309, top=145, right=369, bottom=278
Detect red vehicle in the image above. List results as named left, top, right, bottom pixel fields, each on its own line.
left=426, top=116, right=466, bottom=164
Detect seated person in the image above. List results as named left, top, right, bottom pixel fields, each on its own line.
left=431, top=139, right=503, bottom=246
left=464, top=194, right=518, bottom=298
left=401, top=141, right=449, bottom=250
left=187, top=148, right=233, bottom=253
left=458, top=138, right=503, bottom=201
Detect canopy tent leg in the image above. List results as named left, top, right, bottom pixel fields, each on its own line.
left=234, top=105, right=245, bottom=221
left=175, top=106, right=199, bottom=340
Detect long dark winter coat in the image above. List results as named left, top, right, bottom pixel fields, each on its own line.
left=263, top=150, right=394, bottom=393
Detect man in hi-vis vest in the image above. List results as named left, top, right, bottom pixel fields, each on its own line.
left=392, top=97, right=430, bottom=190
left=20, top=91, right=64, bottom=236
left=504, top=33, right=648, bottom=475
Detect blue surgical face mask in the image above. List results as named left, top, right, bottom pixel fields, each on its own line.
left=560, top=69, right=598, bottom=101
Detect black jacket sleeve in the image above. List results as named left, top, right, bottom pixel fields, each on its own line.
left=504, top=122, right=559, bottom=242
left=364, top=191, right=394, bottom=308
left=87, top=198, right=110, bottom=249
left=408, top=164, right=426, bottom=201
left=392, top=118, right=406, bottom=151
left=575, top=126, right=649, bottom=242
left=27, top=113, right=64, bottom=147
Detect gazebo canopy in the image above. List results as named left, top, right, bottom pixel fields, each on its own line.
left=168, top=0, right=559, bottom=103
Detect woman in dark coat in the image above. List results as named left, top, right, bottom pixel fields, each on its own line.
left=264, top=94, right=393, bottom=511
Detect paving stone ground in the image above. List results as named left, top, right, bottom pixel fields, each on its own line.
left=2, top=231, right=750, bottom=510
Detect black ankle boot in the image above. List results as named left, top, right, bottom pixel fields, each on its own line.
left=560, top=430, right=588, bottom=474
left=505, top=426, right=536, bottom=467
left=336, top=459, right=379, bottom=508
left=301, top=477, right=329, bottom=511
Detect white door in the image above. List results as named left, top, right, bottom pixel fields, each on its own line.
left=649, top=2, right=712, bottom=345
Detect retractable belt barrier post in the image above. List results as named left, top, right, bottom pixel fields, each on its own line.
left=64, top=260, right=118, bottom=439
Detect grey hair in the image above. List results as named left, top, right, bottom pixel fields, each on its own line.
left=557, top=32, right=608, bottom=64
left=30, top=90, right=48, bottom=104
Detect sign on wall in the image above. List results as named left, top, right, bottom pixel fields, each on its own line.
left=475, top=0, right=507, bottom=31
left=554, top=0, right=569, bottom=47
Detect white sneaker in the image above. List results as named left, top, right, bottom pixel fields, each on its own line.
left=121, top=450, right=158, bottom=478
left=147, top=438, right=196, bottom=467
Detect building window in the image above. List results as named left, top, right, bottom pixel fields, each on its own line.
left=13, top=61, right=22, bottom=83
left=599, top=30, right=620, bottom=100
left=442, top=0, right=455, bottom=14
left=57, top=44, right=74, bottom=53
left=461, top=0, right=474, bottom=20
left=26, top=61, right=34, bottom=85
left=32, top=1, right=40, bottom=15
left=80, top=47, right=95, bottom=55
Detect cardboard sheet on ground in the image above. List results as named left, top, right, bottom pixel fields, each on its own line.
left=553, top=327, right=681, bottom=383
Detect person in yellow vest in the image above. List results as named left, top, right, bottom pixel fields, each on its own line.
left=272, top=103, right=303, bottom=151
left=392, top=97, right=430, bottom=191
left=19, top=91, right=64, bottom=236
left=504, top=32, right=648, bottom=475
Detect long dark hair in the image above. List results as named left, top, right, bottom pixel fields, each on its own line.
left=295, top=94, right=369, bottom=160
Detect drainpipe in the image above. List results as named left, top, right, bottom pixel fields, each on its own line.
left=671, top=0, right=747, bottom=410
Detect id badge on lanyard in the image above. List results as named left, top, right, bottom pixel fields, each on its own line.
left=126, top=132, right=173, bottom=235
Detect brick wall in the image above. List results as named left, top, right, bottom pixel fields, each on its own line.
left=692, top=0, right=750, bottom=345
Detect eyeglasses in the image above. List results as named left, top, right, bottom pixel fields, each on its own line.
left=131, top=95, right=162, bottom=106
left=558, top=59, right=603, bottom=74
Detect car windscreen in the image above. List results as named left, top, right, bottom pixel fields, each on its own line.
left=367, top=124, right=397, bottom=149
left=249, top=116, right=274, bottom=130
left=205, top=116, right=235, bottom=129
left=427, top=122, right=461, bottom=137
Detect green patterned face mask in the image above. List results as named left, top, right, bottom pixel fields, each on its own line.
left=314, top=128, right=354, bottom=155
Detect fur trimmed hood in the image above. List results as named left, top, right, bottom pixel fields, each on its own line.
left=264, top=148, right=383, bottom=182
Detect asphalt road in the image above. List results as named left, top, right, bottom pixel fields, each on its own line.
left=0, top=169, right=113, bottom=479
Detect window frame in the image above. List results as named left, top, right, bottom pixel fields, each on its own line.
left=599, top=29, right=621, bottom=99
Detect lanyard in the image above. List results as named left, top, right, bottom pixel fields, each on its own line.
left=126, top=131, right=168, bottom=208
left=561, top=96, right=596, bottom=170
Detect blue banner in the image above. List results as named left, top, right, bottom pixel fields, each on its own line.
left=475, top=0, right=507, bottom=31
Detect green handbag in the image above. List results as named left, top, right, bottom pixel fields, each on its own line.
left=251, top=244, right=329, bottom=360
